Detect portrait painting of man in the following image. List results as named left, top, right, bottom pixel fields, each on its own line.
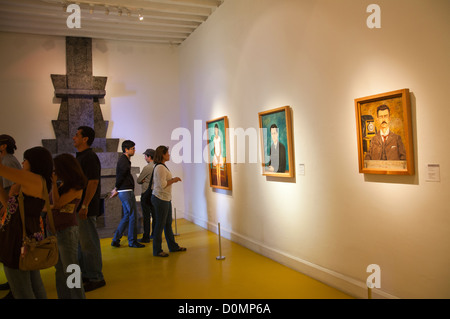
left=355, top=89, right=414, bottom=175
left=258, top=106, right=294, bottom=178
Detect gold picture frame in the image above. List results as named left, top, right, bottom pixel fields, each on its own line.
left=355, top=89, right=414, bottom=175
left=258, top=106, right=294, bottom=178
left=206, top=116, right=232, bottom=190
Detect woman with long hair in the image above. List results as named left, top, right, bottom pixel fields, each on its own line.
left=50, top=153, right=87, bottom=299
left=0, top=146, right=53, bottom=298
left=151, top=146, right=186, bottom=257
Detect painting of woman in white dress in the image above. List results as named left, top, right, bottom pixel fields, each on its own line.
left=206, top=116, right=232, bottom=190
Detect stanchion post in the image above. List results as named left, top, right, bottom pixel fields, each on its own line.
left=173, top=207, right=179, bottom=236
left=216, top=222, right=225, bottom=260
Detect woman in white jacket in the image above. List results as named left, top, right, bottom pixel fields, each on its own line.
left=151, top=146, right=186, bottom=257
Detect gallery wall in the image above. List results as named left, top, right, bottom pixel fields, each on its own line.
left=178, top=0, right=450, bottom=298
left=0, top=32, right=184, bottom=209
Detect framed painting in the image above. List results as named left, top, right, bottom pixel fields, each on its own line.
left=206, top=116, right=232, bottom=190
left=258, top=106, right=294, bottom=178
left=355, top=88, right=414, bottom=175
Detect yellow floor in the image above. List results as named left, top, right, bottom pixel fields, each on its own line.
left=1, top=219, right=352, bottom=299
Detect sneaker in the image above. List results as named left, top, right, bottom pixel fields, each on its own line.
left=129, top=242, right=145, bottom=248
left=84, top=279, right=106, bottom=292
left=111, top=240, right=120, bottom=247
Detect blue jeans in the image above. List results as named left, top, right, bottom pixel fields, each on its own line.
left=113, top=191, right=138, bottom=245
left=3, top=265, right=47, bottom=299
left=78, top=215, right=104, bottom=282
left=52, top=226, right=85, bottom=299
left=151, top=195, right=180, bottom=255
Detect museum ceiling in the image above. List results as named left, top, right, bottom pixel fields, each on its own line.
left=0, top=0, right=224, bottom=45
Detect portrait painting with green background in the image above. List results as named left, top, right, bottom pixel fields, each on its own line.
left=261, top=109, right=289, bottom=171
left=207, top=118, right=226, bottom=168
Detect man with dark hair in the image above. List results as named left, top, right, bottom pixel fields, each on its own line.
left=364, top=105, right=406, bottom=160
left=110, top=140, right=144, bottom=248
left=0, top=134, right=21, bottom=299
left=73, top=126, right=106, bottom=292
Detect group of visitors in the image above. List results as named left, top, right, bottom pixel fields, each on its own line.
left=0, top=128, right=185, bottom=299
left=111, top=141, right=186, bottom=257
left=0, top=127, right=105, bottom=299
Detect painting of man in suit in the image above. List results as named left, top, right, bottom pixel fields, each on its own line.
left=259, top=106, right=293, bottom=177
left=364, top=104, right=406, bottom=161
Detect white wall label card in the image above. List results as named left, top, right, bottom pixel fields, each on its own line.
left=426, top=164, right=440, bottom=182
left=298, top=164, right=305, bottom=176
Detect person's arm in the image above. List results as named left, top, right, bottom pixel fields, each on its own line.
left=53, top=189, right=83, bottom=210
left=115, top=156, right=128, bottom=189
left=137, top=165, right=151, bottom=184
left=166, top=177, right=182, bottom=187
left=0, top=185, right=7, bottom=208
left=110, top=156, right=127, bottom=198
left=79, top=179, right=99, bottom=219
left=156, top=166, right=181, bottom=189
left=0, top=162, right=42, bottom=199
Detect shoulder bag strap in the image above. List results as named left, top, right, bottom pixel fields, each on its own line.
left=149, top=163, right=160, bottom=190
left=19, top=176, right=56, bottom=239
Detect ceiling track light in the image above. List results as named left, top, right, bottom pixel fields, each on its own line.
left=89, top=4, right=94, bottom=14
left=138, top=9, right=144, bottom=21
left=105, top=6, right=109, bottom=15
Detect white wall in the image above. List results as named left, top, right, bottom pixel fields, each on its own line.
left=0, top=32, right=184, bottom=208
left=178, top=0, right=450, bottom=298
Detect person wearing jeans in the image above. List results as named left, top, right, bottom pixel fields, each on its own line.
left=110, top=140, right=144, bottom=248
left=137, top=149, right=155, bottom=243
left=151, top=145, right=186, bottom=257
left=73, top=126, right=106, bottom=292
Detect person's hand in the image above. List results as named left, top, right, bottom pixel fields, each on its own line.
left=267, top=166, right=275, bottom=172
left=110, top=188, right=118, bottom=199
left=172, top=177, right=182, bottom=183
left=78, top=206, right=88, bottom=220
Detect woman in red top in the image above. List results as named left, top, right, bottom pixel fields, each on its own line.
left=50, top=153, right=87, bottom=299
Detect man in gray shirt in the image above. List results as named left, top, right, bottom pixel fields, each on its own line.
left=137, top=149, right=155, bottom=243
